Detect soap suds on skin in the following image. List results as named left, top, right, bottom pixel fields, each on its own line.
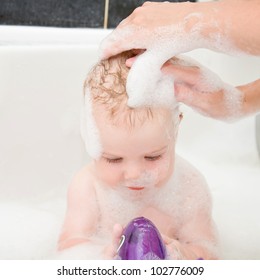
left=100, top=10, right=243, bottom=60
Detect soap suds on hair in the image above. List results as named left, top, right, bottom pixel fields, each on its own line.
left=126, top=50, right=177, bottom=110
left=80, top=88, right=102, bottom=159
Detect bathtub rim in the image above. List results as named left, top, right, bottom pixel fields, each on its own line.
left=0, top=25, right=112, bottom=46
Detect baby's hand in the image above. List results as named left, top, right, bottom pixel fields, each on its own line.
left=103, top=224, right=124, bottom=259
left=162, top=235, right=197, bottom=260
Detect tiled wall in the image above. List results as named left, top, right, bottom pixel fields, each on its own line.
left=0, top=0, right=196, bottom=28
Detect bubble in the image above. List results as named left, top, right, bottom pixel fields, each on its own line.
left=222, top=85, right=244, bottom=122
left=126, top=50, right=177, bottom=110
left=54, top=241, right=105, bottom=260
left=80, top=88, right=102, bottom=159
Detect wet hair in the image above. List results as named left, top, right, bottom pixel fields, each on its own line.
left=84, top=51, right=179, bottom=129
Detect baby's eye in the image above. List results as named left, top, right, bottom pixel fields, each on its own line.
left=144, top=155, right=162, bottom=161
left=105, top=157, right=123, bottom=164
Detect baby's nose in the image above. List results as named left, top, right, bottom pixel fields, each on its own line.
left=124, top=162, right=143, bottom=181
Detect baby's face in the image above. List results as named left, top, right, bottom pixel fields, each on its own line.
left=94, top=110, right=177, bottom=192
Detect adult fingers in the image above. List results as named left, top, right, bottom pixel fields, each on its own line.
left=99, top=27, right=147, bottom=60
left=125, top=49, right=145, bottom=67
left=163, top=62, right=201, bottom=86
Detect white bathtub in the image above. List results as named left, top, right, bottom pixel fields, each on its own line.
left=0, top=26, right=259, bottom=259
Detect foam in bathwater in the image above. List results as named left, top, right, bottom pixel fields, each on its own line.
left=0, top=201, right=61, bottom=259
left=55, top=238, right=106, bottom=260
left=80, top=88, right=102, bottom=159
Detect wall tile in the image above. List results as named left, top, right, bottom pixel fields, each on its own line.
left=0, top=0, right=104, bottom=28
left=0, top=0, right=196, bottom=28
left=108, top=0, right=195, bottom=28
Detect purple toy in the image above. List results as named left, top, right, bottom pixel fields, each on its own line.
left=117, top=217, right=167, bottom=260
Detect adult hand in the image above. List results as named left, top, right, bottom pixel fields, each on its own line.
left=100, top=0, right=260, bottom=60
left=126, top=54, right=259, bottom=121
left=100, top=1, right=212, bottom=60
left=162, top=57, right=245, bottom=121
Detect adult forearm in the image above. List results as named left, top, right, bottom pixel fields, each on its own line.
left=101, top=0, right=260, bottom=59
left=192, top=0, right=260, bottom=55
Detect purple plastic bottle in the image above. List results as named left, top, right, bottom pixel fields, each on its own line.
left=117, top=217, right=167, bottom=260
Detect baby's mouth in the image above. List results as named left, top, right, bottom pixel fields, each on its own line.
left=127, top=186, right=145, bottom=191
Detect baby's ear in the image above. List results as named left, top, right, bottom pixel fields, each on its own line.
left=179, top=112, right=183, bottom=122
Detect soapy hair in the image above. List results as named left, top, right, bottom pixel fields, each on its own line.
left=84, top=51, right=173, bottom=127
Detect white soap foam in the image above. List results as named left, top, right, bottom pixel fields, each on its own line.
left=80, top=88, right=102, bottom=159
left=54, top=239, right=105, bottom=260
left=221, top=85, right=244, bottom=121
left=126, top=50, right=177, bottom=109
left=0, top=200, right=62, bottom=259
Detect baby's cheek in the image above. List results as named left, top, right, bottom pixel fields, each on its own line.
left=155, top=156, right=174, bottom=184
left=97, top=163, right=122, bottom=187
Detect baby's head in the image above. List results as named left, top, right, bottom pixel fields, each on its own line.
left=82, top=52, right=182, bottom=192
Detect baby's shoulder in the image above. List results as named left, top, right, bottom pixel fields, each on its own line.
left=175, top=155, right=209, bottom=191
left=174, top=155, right=212, bottom=209
left=68, top=163, right=96, bottom=193
left=73, top=163, right=92, bottom=180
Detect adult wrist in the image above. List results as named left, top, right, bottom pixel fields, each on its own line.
left=237, top=79, right=260, bottom=117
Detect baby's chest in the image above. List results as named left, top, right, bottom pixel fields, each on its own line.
left=95, top=184, right=186, bottom=237
left=139, top=206, right=179, bottom=238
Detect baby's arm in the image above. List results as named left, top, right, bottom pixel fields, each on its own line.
left=167, top=206, right=218, bottom=260
left=167, top=165, right=219, bottom=260
left=58, top=165, right=99, bottom=251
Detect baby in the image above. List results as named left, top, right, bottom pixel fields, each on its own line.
left=58, top=52, right=219, bottom=260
